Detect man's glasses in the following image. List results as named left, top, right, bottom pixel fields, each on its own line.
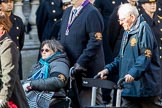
left=118, top=18, right=126, bottom=22
left=41, top=49, right=50, bottom=53
left=118, top=14, right=132, bottom=23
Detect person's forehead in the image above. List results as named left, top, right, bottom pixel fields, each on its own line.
left=0, top=0, right=13, bottom=3
left=119, top=13, right=129, bottom=19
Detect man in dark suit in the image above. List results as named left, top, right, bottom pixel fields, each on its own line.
left=0, top=0, right=25, bottom=80
left=58, top=0, right=105, bottom=107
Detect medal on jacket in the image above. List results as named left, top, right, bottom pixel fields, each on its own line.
left=65, top=0, right=90, bottom=35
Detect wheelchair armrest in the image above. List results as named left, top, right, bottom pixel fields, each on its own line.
left=53, top=91, right=66, bottom=98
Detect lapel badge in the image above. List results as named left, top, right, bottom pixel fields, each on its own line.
left=144, top=49, right=152, bottom=58
left=95, top=32, right=102, bottom=41
left=130, top=38, right=137, bottom=46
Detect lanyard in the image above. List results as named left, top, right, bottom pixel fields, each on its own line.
left=65, top=0, right=90, bottom=35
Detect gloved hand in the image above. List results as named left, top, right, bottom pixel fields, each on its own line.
left=22, top=81, right=32, bottom=92
left=71, top=63, right=87, bottom=77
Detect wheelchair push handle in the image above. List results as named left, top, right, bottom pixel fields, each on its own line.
left=117, top=77, right=125, bottom=89
left=69, top=67, right=75, bottom=77
left=93, top=74, right=100, bottom=79
left=93, top=73, right=108, bottom=79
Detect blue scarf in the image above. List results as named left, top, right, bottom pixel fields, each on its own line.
left=29, top=51, right=61, bottom=80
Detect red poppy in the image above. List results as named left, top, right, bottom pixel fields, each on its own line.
left=8, top=101, right=17, bottom=108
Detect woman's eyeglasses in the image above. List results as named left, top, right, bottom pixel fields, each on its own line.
left=41, top=49, right=50, bottom=53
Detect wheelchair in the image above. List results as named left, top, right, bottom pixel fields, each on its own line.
left=49, top=67, right=81, bottom=108
left=49, top=96, right=71, bottom=108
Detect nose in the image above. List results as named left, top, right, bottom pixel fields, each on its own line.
left=119, top=21, right=123, bottom=25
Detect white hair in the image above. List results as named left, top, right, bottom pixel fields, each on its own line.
left=118, top=3, right=139, bottom=18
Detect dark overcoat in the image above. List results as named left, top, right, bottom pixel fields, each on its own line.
left=140, top=8, right=162, bottom=98
left=9, top=13, right=25, bottom=51
left=58, top=3, right=105, bottom=77
left=36, top=0, right=63, bottom=42
left=94, top=0, right=125, bottom=64
left=9, top=13, right=25, bottom=80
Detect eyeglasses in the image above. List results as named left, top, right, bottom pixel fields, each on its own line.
left=118, top=14, right=132, bottom=23
left=41, top=48, right=50, bottom=53
left=118, top=18, right=126, bottom=22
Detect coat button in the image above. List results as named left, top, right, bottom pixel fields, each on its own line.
left=54, top=18, right=57, bottom=21
left=160, top=56, right=162, bottom=59
left=161, top=38, right=162, bottom=41
left=16, top=27, right=19, bottom=30
left=112, top=1, right=115, bottom=4
left=160, top=47, right=162, bottom=50
left=17, top=46, right=19, bottom=49
left=52, top=10, right=56, bottom=13
left=17, top=36, right=19, bottom=39
left=51, top=2, right=54, bottom=5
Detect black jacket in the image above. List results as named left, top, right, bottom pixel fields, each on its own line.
left=139, top=9, right=162, bottom=61
left=30, top=53, right=70, bottom=91
left=9, top=13, right=25, bottom=51
left=36, top=0, right=63, bottom=42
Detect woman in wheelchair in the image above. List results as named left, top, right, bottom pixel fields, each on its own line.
left=22, top=39, right=70, bottom=108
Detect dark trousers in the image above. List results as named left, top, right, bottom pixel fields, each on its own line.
left=122, top=96, right=162, bottom=108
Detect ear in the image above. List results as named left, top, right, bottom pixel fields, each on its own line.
left=131, top=14, right=137, bottom=22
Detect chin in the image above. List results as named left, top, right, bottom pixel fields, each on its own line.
left=42, top=57, right=46, bottom=59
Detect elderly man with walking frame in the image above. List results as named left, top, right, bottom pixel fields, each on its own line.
left=98, top=3, right=162, bottom=108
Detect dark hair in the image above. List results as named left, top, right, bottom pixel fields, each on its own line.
left=41, top=39, right=64, bottom=53
left=0, top=11, right=12, bottom=32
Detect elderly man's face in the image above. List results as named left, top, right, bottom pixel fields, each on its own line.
left=118, top=13, right=134, bottom=31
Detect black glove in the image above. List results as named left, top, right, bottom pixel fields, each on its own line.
left=71, top=63, right=87, bottom=77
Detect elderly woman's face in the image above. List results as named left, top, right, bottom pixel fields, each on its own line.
left=41, top=44, right=54, bottom=59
